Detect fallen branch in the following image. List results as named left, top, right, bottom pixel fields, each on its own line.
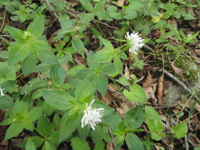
left=43, top=0, right=60, bottom=20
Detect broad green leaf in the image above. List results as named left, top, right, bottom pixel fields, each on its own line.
left=129, top=0, right=144, bottom=10
left=0, top=62, right=15, bottom=84
left=186, top=31, right=200, bottom=43
left=50, top=64, right=66, bottom=84
left=145, top=106, right=164, bottom=141
left=48, top=131, right=60, bottom=145
left=114, top=135, right=125, bottom=149
left=33, top=63, right=51, bottom=72
left=23, top=120, right=34, bottom=132
left=94, top=141, right=105, bottom=150
left=82, top=13, right=94, bottom=23
left=0, top=51, right=9, bottom=59
left=25, top=138, right=36, bottom=150
left=6, top=26, right=24, bottom=42
left=96, top=10, right=112, bottom=21
left=43, top=101, right=55, bottom=116
left=125, top=133, right=145, bottom=150
left=18, top=136, right=44, bottom=148
left=99, top=63, right=116, bottom=74
left=0, top=95, right=14, bottom=110
left=94, top=0, right=106, bottom=11
left=78, top=124, right=90, bottom=141
left=124, top=104, right=143, bottom=129
left=91, top=50, right=113, bottom=63
left=171, top=122, right=188, bottom=138
left=114, top=55, right=123, bottom=74
left=59, top=111, right=81, bottom=141
left=71, top=136, right=90, bottom=150
left=14, top=101, right=28, bottom=119
left=27, top=106, right=44, bottom=122
left=94, top=74, right=108, bottom=96
left=40, top=89, right=75, bottom=111
left=42, top=141, right=56, bottom=150
left=37, top=115, right=51, bottom=137
left=67, top=65, right=86, bottom=76
left=22, top=54, right=37, bottom=75
left=53, top=113, right=61, bottom=129
left=59, top=14, right=73, bottom=30
left=72, top=38, right=85, bottom=57
left=27, top=17, right=44, bottom=41
left=58, top=54, right=71, bottom=65
left=75, top=76, right=90, bottom=100
left=91, top=126, right=103, bottom=144
left=123, top=84, right=146, bottom=103
left=5, top=121, right=24, bottom=140
left=37, top=50, right=58, bottom=65
left=122, top=8, right=137, bottom=20
left=0, top=80, right=17, bottom=92
left=8, top=42, right=30, bottom=66
left=116, top=76, right=129, bottom=86
left=30, top=40, right=51, bottom=50
left=98, top=36, right=113, bottom=50
left=75, top=68, right=95, bottom=80
left=79, top=0, right=93, bottom=12
left=103, top=112, right=122, bottom=129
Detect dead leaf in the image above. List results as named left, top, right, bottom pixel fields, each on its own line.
left=117, top=0, right=124, bottom=6
left=106, top=143, right=114, bottom=150
left=167, top=18, right=177, bottom=30
left=141, top=71, right=153, bottom=88
left=124, top=64, right=130, bottom=79
left=157, top=74, right=164, bottom=105
left=144, top=83, right=157, bottom=103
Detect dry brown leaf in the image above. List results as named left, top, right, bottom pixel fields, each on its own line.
left=106, top=143, right=114, bottom=150
left=144, top=83, right=157, bottom=103
left=163, top=80, right=173, bottom=96
left=157, top=74, right=164, bottom=105
left=167, top=18, right=177, bottom=30
left=124, top=64, right=130, bottom=79
left=141, top=71, right=153, bottom=88
left=168, top=61, right=184, bottom=80
left=187, top=133, right=200, bottom=147
left=117, top=0, right=124, bottom=6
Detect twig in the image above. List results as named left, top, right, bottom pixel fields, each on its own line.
left=108, top=128, right=115, bottom=149
left=107, top=88, right=123, bottom=95
left=43, top=0, right=60, bottom=20
left=185, top=135, right=189, bottom=150
left=161, top=69, right=200, bottom=102
left=93, top=19, right=120, bottom=30
left=144, top=44, right=153, bottom=51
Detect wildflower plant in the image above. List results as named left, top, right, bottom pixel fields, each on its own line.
left=0, top=0, right=198, bottom=149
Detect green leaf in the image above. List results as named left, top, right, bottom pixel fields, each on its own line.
left=99, top=63, right=116, bottom=74
left=91, top=126, right=103, bottom=144
left=0, top=62, right=15, bottom=84
left=42, top=141, right=56, bottom=150
left=122, top=8, right=137, bottom=20
left=186, top=31, right=200, bottom=43
left=145, top=106, right=164, bottom=141
left=75, top=68, right=95, bottom=80
left=98, top=36, right=113, bottom=50
left=94, top=0, right=105, bottom=11
left=67, top=65, right=86, bottom=76
left=27, top=17, right=44, bottom=41
left=82, top=13, right=94, bottom=24
left=33, top=63, right=51, bottom=73
left=22, top=54, right=37, bottom=75
left=8, top=42, right=30, bottom=66
left=14, top=101, right=28, bottom=119
left=48, top=131, right=60, bottom=145
left=79, top=0, right=93, bottom=12
left=71, top=136, right=90, bottom=150
left=91, top=50, right=113, bottom=63
left=50, top=64, right=66, bottom=84
left=37, top=50, right=58, bottom=65
left=96, top=10, right=112, bottom=21
left=30, top=40, right=51, bottom=50
left=114, top=134, right=125, bottom=149
left=171, top=122, right=188, bottom=138
left=123, top=84, right=146, bottom=103
left=94, top=74, right=108, bottom=96
left=18, top=136, right=44, bottom=148
left=27, top=107, right=44, bottom=122
left=72, top=38, right=85, bottom=57
left=78, top=124, right=90, bottom=141
left=6, top=26, right=24, bottom=42
left=40, top=89, right=75, bottom=111
left=94, top=141, right=105, bottom=150
left=59, top=112, right=81, bottom=141
left=59, top=14, right=73, bottom=30
left=53, top=113, right=61, bottom=129
left=114, top=55, right=123, bottom=74
left=0, top=95, right=14, bottom=110
left=43, top=101, right=55, bottom=116
left=116, top=76, right=129, bottom=86
left=5, top=121, right=24, bottom=140
left=37, top=115, right=51, bottom=137
left=103, top=112, right=122, bottom=129
left=25, top=138, right=36, bottom=150
left=125, top=133, right=145, bottom=150
left=124, top=104, right=143, bottom=129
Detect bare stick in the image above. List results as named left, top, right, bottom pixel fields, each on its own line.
left=108, top=128, right=115, bottom=149
left=161, top=69, right=200, bottom=102
left=43, top=0, right=60, bottom=20
left=185, top=135, right=189, bottom=150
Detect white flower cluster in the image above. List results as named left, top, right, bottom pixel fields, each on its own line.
left=125, top=31, right=144, bottom=54
left=81, top=99, right=104, bottom=130
left=0, top=87, right=5, bottom=97
left=23, top=31, right=31, bottom=39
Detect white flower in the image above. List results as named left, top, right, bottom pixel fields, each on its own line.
left=125, top=31, right=144, bottom=54
left=0, top=87, right=5, bottom=97
left=23, top=31, right=31, bottom=39
left=81, top=99, right=104, bottom=130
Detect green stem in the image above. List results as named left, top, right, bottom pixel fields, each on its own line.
left=93, top=0, right=102, bottom=13
left=0, top=10, right=6, bottom=33
left=57, top=40, right=72, bottom=60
